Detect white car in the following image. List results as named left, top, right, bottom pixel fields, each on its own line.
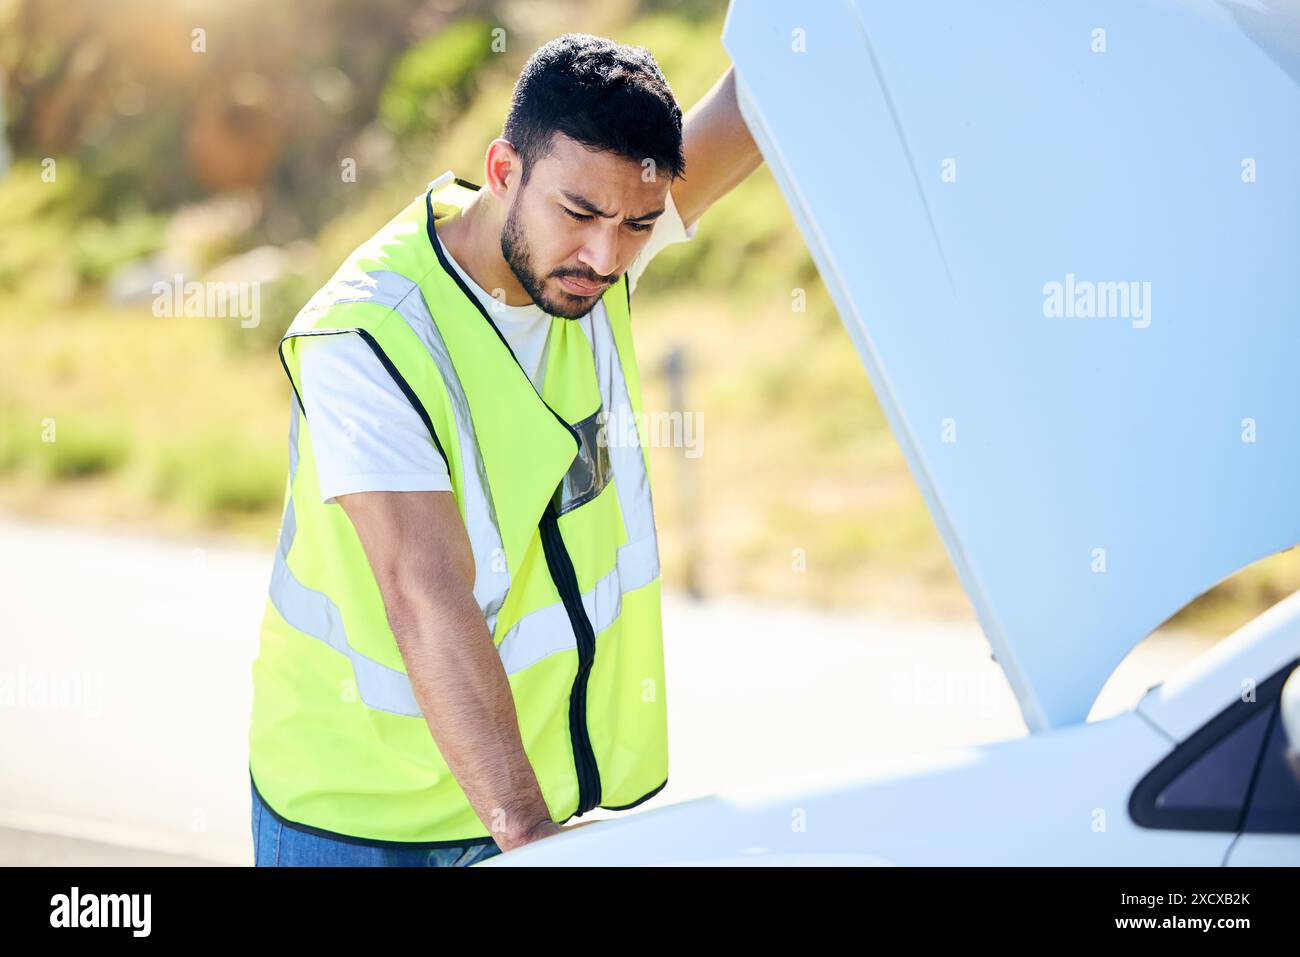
left=489, top=603, right=1300, bottom=866
left=487, top=0, right=1300, bottom=865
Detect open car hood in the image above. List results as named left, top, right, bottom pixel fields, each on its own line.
left=722, top=0, right=1300, bottom=730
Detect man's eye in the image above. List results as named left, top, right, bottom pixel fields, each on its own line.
left=627, top=222, right=652, bottom=233
left=562, top=207, right=591, bottom=221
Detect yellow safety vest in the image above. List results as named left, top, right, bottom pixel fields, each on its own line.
left=248, top=170, right=668, bottom=846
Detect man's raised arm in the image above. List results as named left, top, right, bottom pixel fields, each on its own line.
left=671, top=65, right=765, bottom=232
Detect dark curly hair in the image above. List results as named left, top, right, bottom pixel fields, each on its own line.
left=503, top=33, right=686, bottom=186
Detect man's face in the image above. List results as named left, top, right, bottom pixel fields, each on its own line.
left=500, top=133, right=670, bottom=319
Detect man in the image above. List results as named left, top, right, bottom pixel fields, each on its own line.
left=248, top=32, right=762, bottom=866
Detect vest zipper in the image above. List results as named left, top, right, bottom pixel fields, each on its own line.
left=539, top=502, right=602, bottom=815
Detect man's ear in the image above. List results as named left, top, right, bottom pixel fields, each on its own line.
left=484, top=138, right=521, bottom=202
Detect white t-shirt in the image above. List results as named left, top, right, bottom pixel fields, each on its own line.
left=297, top=187, right=697, bottom=505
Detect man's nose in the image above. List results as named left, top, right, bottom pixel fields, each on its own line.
left=577, top=230, right=620, bottom=279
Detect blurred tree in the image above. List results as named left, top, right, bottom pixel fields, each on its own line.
left=0, top=0, right=501, bottom=231
left=379, top=16, right=495, bottom=139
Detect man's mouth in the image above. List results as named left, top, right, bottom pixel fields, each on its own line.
left=556, top=274, right=607, bottom=296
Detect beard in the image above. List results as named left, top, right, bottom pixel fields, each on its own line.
left=500, top=197, right=613, bottom=320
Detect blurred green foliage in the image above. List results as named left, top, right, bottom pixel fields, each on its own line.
left=72, top=214, right=167, bottom=285
left=149, top=432, right=285, bottom=514
left=36, top=423, right=131, bottom=480
left=380, top=17, right=497, bottom=138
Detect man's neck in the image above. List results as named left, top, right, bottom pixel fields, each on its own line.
left=437, top=191, right=533, bottom=307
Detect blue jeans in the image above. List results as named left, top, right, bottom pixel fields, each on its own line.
left=250, top=777, right=503, bottom=867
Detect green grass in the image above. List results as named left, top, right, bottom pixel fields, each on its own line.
left=35, top=424, right=132, bottom=480
left=149, top=432, right=285, bottom=514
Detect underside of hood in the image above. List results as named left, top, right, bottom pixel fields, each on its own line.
left=722, top=0, right=1300, bottom=730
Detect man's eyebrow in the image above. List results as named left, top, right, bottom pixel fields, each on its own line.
left=560, top=190, right=665, bottom=222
